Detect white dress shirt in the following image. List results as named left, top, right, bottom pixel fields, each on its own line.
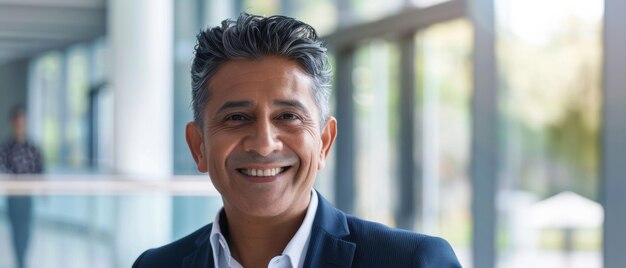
left=210, top=189, right=319, bottom=268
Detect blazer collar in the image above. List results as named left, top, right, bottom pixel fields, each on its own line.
left=182, top=223, right=214, bottom=268
left=182, top=191, right=356, bottom=268
left=302, top=191, right=356, bottom=268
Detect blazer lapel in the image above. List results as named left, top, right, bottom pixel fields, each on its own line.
left=303, top=192, right=356, bottom=268
left=183, top=223, right=215, bottom=268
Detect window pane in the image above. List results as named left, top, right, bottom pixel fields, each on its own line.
left=416, top=19, right=473, bottom=267
left=242, top=0, right=280, bottom=15
left=29, top=45, right=93, bottom=171
left=353, top=40, right=400, bottom=226
left=291, top=0, right=338, bottom=36
left=495, top=0, right=603, bottom=267
left=351, top=0, right=404, bottom=24
left=65, top=45, right=90, bottom=168
left=173, top=0, right=202, bottom=174
left=31, top=52, right=64, bottom=168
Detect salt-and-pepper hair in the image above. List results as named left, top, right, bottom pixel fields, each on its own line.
left=190, top=13, right=332, bottom=128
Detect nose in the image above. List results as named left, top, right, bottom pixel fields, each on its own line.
left=243, top=119, right=283, bottom=156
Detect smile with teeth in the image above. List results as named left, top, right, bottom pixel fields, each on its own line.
left=238, top=167, right=286, bottom=177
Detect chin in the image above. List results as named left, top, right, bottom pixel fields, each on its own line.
left=226, top=190, right=287, bottom=216
left=242, top=202, right=288, bottom=217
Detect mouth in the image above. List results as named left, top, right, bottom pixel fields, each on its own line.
left=236, top=166, right=291, bottom=177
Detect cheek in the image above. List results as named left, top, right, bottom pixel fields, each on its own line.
left=291, top=131, right=322, bottom=163
left=206, top=135, right=239, bottom=169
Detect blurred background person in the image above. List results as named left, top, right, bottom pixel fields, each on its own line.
left=0, top=104, right=44, bottom=268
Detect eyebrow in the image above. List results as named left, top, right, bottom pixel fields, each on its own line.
left=216, top=101, right=253, bottom=113
left=215, top=99, right=310, bottom=115
left=273, top=99, right=310, bottom=114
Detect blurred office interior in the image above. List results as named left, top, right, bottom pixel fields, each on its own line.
left=0, top=0, right=624, bottom=267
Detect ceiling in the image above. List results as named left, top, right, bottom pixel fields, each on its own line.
left=0, top=0, right=106, bottom=66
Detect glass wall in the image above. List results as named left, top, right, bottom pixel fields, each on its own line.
left=350, top=0, right=404, bottom=23
left=28, top=40, right=109, bottom=173
left=290, top=0, right=337, bottom=35
left=29, top=51, right=64, bottom=170
left=416, top=18, right=473, bottom=266
left=242, top=0, right=280, bottom=15
left=495, top=0, right=603, bottom=267
left=352, top=40, right=400, bottom=226
left=173, top=0, right=204, bottom=175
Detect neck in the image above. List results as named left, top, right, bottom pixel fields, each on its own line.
left=223, top=194, right=310, bottom=268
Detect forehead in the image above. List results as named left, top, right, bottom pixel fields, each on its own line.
left=206, top=57, right=316, bottom=110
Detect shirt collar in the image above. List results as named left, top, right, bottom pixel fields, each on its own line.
left=210, top=209, right=238, bottom=268
left=209, top=189, right=319, bottom=268
left=281, top=188, right=318, bottom=268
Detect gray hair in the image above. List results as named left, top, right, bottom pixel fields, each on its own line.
left=191, top=13, right=332, bottom=128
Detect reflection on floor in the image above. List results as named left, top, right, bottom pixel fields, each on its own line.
left=0, top=215, right=113, bottom=268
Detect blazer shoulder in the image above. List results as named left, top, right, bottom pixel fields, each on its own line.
left=412, top=235, right=462, bottom=267
left=132, top=223, right=212, bottom=268
left=345, top=215, right=425, bottom=251
left=344, top=216, right=461, bottom=267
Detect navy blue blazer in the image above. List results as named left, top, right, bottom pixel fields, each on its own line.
left=133, top=192, right=462, bottom=267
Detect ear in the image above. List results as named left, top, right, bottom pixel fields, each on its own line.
left=185, top=122, right=208, bottom=173
left=318, top=117, right=337, bottom=170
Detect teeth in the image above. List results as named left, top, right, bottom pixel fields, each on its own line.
left=240, top=167, right=284, bottom=177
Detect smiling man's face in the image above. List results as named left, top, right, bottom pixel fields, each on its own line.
left=186, top=56, right=336, bottom=218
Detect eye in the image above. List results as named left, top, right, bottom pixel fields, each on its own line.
left=276, top=112, right=301, bottom=121
left=225, top=114, right=249, bottom=121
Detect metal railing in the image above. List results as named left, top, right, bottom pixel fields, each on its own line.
left=0, top=174, right=219, bottom=196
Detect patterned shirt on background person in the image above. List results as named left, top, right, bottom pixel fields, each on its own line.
left=0, top=139, right=43, bottom=174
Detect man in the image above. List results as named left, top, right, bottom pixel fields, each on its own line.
left=0, top=105, right=43, bottom=268
left=133, top=13, right=461, bottom=268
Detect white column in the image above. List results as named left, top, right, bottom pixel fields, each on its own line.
left=108, top=0, right=174, bottom=266
left=110, top=0, right=173, bottom=176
